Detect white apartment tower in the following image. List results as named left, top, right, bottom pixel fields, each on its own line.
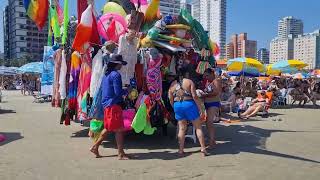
left=3, top=0, right=48, bottom=60
left=199, top=0, right=226, bottom=59
left=270, top=16, right=303, bottom=63
left=180, top=0, right=192, bottom=14
left=159, top=0, right=181, bottom=16
left=278, top=16, right=303, bottom=38
left=270, top=35, right=294, bottom=63
left=191, top=0, right=200, bottom=21
left=294, top=30, right=320, bottom=69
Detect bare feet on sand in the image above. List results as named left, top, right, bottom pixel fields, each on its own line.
left=118, top=153, right=130, bottom=160
left=207, top=140, right=217, bottom=149
left=90, top=147, right=101, bottom=158
left=201, top=149, right=210, bottom=156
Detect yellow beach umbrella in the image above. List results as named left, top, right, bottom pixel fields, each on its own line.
left=269, top=59, right=307, bottom=73
left=227, top=57, right=265, bottom=73
left=266, top=64, right=281, bottom=75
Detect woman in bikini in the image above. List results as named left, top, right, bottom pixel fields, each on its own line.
left=202, top=68, right=222, bottom=148
left=168, top=67, right=208, bottom=156
left=240, top=91, right=269, bottom=119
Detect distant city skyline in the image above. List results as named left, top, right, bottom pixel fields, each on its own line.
left=1, top=0, right=320, bottom=53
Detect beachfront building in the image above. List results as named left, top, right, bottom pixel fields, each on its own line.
left=159, top=0, right=181, bottom=16
left=180, top=0, right=192, bottom=14
left=269, top=35, right=294, bottom=64
left=294, top=30, right=320, bottom=69
left=3, top=0, right=48, bottom=60
left=257, top=48, right=270, bottom=64
left=278, top=16, right=303, bottom=39
left=226, top=33, right=257, bottom=59
left=191, top=0, right=200, bottom=21
left=270, top=16, right=303, bottom=64
left=199, top=0, right=226, bottom=59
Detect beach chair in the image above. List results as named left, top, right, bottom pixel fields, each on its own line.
left=32, top=94, right=52, bottom=103
left=176, top=122, right=197, bottom=144
left=254, top=92, right=273, bottom=117
left=275, top=95, right=286, bottom=106
left=261, top=92, right=273, bottom=117
left=244, top=97, right=253, bottom=109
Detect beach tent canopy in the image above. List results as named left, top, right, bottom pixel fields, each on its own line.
left=0, top=66, right=18, bottom=75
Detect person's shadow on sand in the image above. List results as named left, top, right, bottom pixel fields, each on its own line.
left=0, top=132, right=24, bottom=146
left=0, top=109, right=16, bottom=114
left=71, top=123, right=320, bottom=162
left=212, top=124, right=320, bottom=163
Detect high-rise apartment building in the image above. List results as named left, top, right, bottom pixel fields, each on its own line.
left=191, top=0, right=200, bottom=21
left=180, top=0, right=192, bottom=14
left=199, top=0, right=226, bottom=59
left=3, top=0, right=48, bottom=60
left=294, top=30, right=320, bottom=69
left=3, top=6, right=10, bottom=59
left=269, top=35, right=294, bottom=63
left=270, top=16, right=303, bottom=64
left=257, top=48, right=270, bottom=64
left=226, top=33, right=257, bottom=59
left=159, top=0, right=181, bottom=16
left=278, top=16, right=303, bottom=38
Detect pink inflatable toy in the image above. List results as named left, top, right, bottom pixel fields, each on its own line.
left=123, top=109, right=136, bottom=131
left=97, top=13, right=128, bottom=41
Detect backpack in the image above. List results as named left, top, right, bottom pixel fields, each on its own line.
left=149, top=102, right=165, bottom=128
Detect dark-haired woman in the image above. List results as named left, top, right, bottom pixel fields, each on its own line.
left=202, top=68, right=222, bottom=149
left=168, top=68, right=208, bottom=156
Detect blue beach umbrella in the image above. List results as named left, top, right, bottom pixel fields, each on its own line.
left=227, top=70, right=262, bottom=77
left=270, top=59, right=307, bottom=73
left=17, top=62, right=43, bottom=74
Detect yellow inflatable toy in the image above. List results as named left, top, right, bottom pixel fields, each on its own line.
left=103, top=2, right=127, bottom=17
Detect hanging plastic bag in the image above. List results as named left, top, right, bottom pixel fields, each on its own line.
left=90, top=119, right=104, bottom=133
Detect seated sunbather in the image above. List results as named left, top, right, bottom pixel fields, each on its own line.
left=289, top=86, right=308, bottom=106
left=311, top=83, right=320, bottom=106
left=239, top=91, right=269, bottom=119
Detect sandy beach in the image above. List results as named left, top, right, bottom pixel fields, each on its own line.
left=0, top=90, right=319, bottom=180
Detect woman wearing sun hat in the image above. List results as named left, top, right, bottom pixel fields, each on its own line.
left=90, top=54, right=130, bottom=160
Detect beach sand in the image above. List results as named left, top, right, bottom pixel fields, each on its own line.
left=0, top=90, right=319, bottom=180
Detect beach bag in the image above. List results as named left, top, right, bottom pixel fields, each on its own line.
left=90, top=119, right=104, bottom=133
left=149, top=102, right=165, bottom=127
left=127, top=1, right=144, bottom=32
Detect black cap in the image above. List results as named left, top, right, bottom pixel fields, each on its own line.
left=109, top=54, right=127, bottom=65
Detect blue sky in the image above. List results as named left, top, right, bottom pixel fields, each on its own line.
left=1, top=0, right=319, bottom=53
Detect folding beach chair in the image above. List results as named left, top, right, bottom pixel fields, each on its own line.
left=32, top=94, right=52, bottom=103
